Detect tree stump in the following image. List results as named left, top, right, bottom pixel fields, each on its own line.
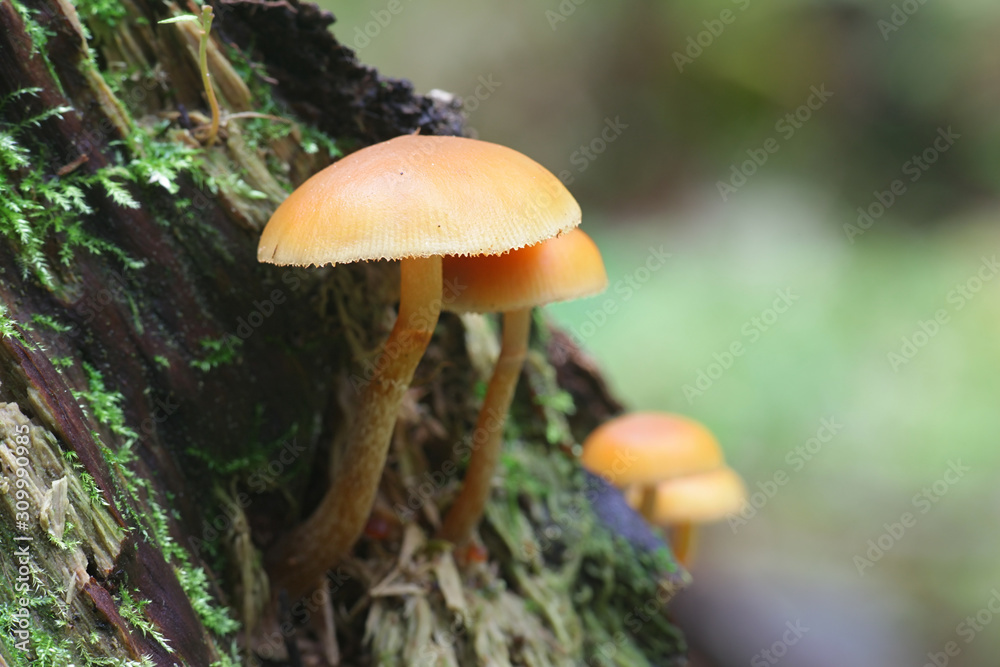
left=0, top=1, right=688, bottom=664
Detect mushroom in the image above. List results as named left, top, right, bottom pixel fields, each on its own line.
left=580, top=412, right=743, bottom=566
left=624, top=466, right=745, bottom=566
left=258, top=134, right=580, bottom=597
left=437, top=228, right=608, bottom=546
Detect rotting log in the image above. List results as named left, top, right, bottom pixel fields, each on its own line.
left=0, top=0, right=688, bottom=664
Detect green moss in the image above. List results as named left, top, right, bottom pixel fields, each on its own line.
left=120, top=125, right=205, bottom=196
left=524, top=347, right=576, bottom=445
left=0, top=302, right=30, bottom=347
left=212, top=172, right=268, bottom=201
left=73, top=363, right=138, bottom=445
left=0, top=90, right=144, bottom=290
left=69, top=0, right=127, bottom=29
left=488, top=439, right=686, bottom=665
left=11, top=3, right=62, bottom=90
left=188, top=419, right=300, bottom=481
left=117, top=589, right=169, bottom=651
left=79, top=471, right=104, bottom=507
left=225, top=45, right=340, bottom=160
left=46, top=520, right=82, bottom=552
left=31, top=313, right=72, bottom=333
left=209, top=643, right=242, bottom=667
left=143, top=492, right=241, bottom=640
left=174, top=566, right=240, bottom=636
left=190, top=336, right=242, bottom=372
left=0, top=586, right=76, bottom=666
left=68, top=364, right=241, bottom=648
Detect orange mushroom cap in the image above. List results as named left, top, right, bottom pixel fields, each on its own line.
left=441, top=228, right=608, bottom=313
left=257, top=135, right=581, bottom=267
left=580, top=412, right=724, bottom=487
left=625, top=467, right=746, bottom=524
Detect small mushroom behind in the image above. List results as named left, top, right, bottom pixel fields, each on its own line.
left=257, top=134, right=581, bottom=597
left=625, top=466, right=745, bottom=566
left=580, top=412, right=744, bottom=567
left=437, top=229, right=608, bottom=547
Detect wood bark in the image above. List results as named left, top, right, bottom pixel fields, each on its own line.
left=0, top=1, right=688, bottom=665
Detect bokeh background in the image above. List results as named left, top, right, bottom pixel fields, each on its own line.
left=318, top=1, right=1000, bottom=664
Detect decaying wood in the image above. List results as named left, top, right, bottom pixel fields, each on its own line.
left=0, top=1, right=688, bottom=664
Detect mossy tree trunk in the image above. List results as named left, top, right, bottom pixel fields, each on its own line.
left=0, top=1, right=688, bottom=665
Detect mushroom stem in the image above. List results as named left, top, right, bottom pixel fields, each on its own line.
left=197, top=6, right=220, bottom=146
left=267, top=256, right=442, bottom=598
left=439, top=307, right=532, bottom=546
left=670, top=521, right=696, bottom=567
left=637, top=484, right=658, bottom=522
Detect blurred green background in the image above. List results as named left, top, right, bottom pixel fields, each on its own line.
left=319, top=1, right=1000, bottom=664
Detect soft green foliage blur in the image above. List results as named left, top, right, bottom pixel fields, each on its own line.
left=321, top=0, right=1000, bottom=663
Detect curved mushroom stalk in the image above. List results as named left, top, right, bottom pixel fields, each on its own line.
left=267, top=256, right=442, bottom=598
left=438, top=307, right=531, bottom=546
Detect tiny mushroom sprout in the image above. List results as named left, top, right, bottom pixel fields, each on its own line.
left=257, top=134, right=581, bottom=598
left=437, top=228, right=608, bottom=546
left=580, top=412, right=744, bottom=567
